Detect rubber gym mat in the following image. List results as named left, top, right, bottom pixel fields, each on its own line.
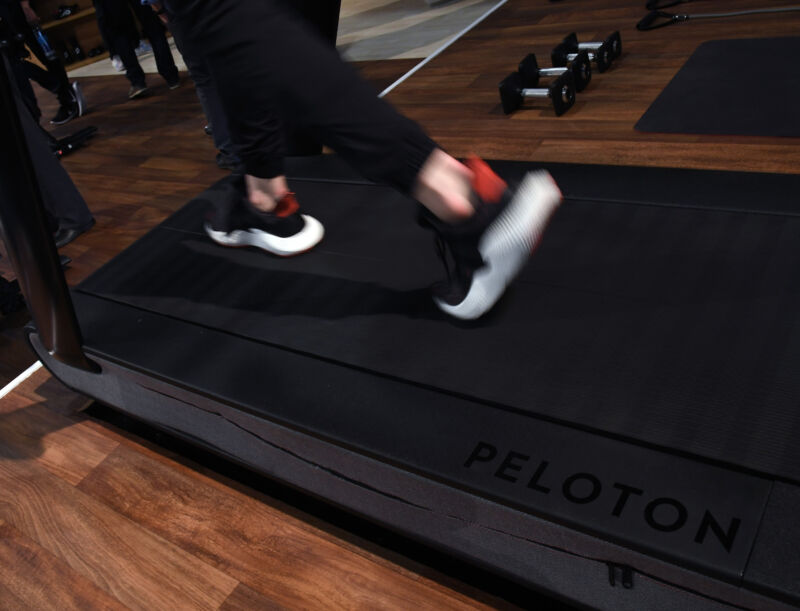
left=635, top=37, right=800, bottom=137
left=78, top=163, right=800, bottom=485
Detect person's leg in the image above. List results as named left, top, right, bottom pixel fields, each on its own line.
left=22, top=26, right=75, bottom=110
left=167, top=0, right=561, bottom=318
left=9, top=56, right=42, bottom=123
left=170, top=26, right=239, bottom=167
left=130, top=0, right=179, bottom=85
left=9, top=58, right=95, bottom=243
left=168, top=0, right=455, bottom=212
left=93, top=0, right=147, bottom=93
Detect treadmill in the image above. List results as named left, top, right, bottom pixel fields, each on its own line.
left=3, top=40, right=800, bottom=611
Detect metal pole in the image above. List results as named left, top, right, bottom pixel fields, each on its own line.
left=0, top=50, right=97, bottom=372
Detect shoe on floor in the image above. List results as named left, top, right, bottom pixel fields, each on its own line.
left=54, top=217, right=95, bottom=248
left=167, top=78, right=181, bottom=90
left=421, top=157, right=562, bottom=320
left=128, top=84, right=149, bottom=99
left=50, top=103, right=78, bottom=126
left=111, top=55, right=124, bottom=72
left=204, top=192, right=323, bottom=257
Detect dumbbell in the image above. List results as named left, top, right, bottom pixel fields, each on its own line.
left=567, top=31, right=622, bottom=61
left=518, top=51, right=591, bottom=93
left=551, top=34, right=613, bottom=73
left=499, top=70, right=576, bottom=116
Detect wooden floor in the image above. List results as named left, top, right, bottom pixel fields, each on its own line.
left=2, top=0, right=800, bottom=607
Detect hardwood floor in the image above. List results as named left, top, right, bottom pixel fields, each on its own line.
left=1, top=0, right=799, bottom=606
left=385, top=0, right=800, bottom=174
left=0, top=369, right=518, bottom=609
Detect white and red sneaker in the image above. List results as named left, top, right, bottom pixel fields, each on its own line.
left=420, top=157, right=562, bottom=320
left=204, top=191, right=324, bottom=257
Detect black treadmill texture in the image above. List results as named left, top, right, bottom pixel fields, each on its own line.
left=635, top=37, right=800, bottom=137
left=77, top=161, right=800, bottom=488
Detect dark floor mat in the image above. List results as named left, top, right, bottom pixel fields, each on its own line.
left=635, top=37, right=800, bottom=137
left=78, top=164, right=800, bottom=484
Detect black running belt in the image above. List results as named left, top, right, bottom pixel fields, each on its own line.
left=635, top=37, right=800, bottom=137
left=77, top=162, right=800, bottom=485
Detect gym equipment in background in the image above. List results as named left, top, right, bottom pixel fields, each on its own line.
left=499, top=70, right=576, bottom=115
left=518, top=51, right=592, bottom=92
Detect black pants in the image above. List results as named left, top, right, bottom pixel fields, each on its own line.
left=166, top=0, right=436, bottom=194
left=6, top=55, right=93, bottom=232
left=93, top=0, right=178, bottom=87
left=21, top=27, right=74, bottom=109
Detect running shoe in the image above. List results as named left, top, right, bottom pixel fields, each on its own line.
left=420, top=157, right=562, bottom=320
left=128, top=84, right=149, bottom=99
left=204, top=192, right=324, bottom=257
left=50, top=103, right=77, bottom=125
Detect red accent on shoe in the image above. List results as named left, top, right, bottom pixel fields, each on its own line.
left=274, top=192, right=300, bottom=218
left=465, top=156, right=507, bottom=204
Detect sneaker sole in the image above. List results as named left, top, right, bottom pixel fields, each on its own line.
left=435, top=170, right=562, bottom=320
left=50, top=111, right=78, bottom=126
left=204, top=214, right=324, bottom=257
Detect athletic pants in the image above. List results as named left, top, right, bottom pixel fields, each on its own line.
left=21, top=27, right=74, bottom=110
left=93, top=0, right=178, bottom=87
left=6, top=55, right=94, bottom=231
left=165, top=0, right=437, bottom=194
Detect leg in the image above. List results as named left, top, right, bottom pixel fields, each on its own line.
left=170, top=26, right=237, bottom=164
left=167, top=0, right=562, bottom=319
left=168, top=0, right=452, bottom=207
left=22, top=26, right=75, bottom=109
left=93, top=0, right=146, bottom=90
left=130, top=0, right=179, bottom=85
left=8, top=59, right=94, bottom=238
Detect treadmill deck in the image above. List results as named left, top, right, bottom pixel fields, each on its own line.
left=65, top=158, right=800, bottom=607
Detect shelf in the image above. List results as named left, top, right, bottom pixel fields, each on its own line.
left=41, top=7, right=96, bottom=31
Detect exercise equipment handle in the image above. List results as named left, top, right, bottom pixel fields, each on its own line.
left=636, top=10, right=688, bottom=30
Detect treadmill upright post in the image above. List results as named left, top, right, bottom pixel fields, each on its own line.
left=0, top=52, right=97, bottom=372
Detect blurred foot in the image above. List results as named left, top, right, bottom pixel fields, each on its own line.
left=50, top=103, right=78, bottom=126
left=422, top=158, right=562, bottom=320
left=111, top=55, right=124, bottom=72
left=128, top=84, right=149, bottom=100
left=54, top=218, right=95, bottom=248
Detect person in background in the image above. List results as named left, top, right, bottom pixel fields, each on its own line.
left=92, top=0, right=179, bottom=99
left=16, top=0, right=85, bottom=124
left=1, top=0, right=96, bottom=246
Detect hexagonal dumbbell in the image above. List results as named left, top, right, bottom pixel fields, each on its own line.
left=569, top=31, right=622, bottom=61
left=518, top=51, right=591, bottom=93
left=551, top=32, right=615, bottom=73
left=498, top=70, right=576, bottom=116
